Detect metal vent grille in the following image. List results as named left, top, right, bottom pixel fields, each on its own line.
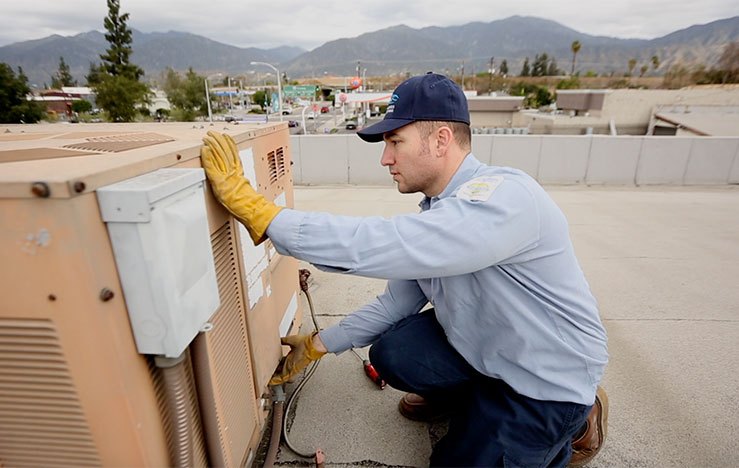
left=266, top=146, right=287, bottom=185
left=0, top=318, right=101, bottom=467
left=266, top=150, right=279, bottom=185
left=62, top=132, right=174, bottom=153
left=205, top=221, right=258, bottom=466
left=276, top=147, right=286, bottom=180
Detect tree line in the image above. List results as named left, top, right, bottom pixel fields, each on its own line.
left=0, top=0, right=276, bottom=124
left=470, top=40, right=739, bottom=109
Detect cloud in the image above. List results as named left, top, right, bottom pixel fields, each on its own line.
left=0, top=0, right=737, bottom=49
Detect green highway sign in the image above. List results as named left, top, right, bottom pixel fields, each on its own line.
left=283, top=85, right=318, bottom=98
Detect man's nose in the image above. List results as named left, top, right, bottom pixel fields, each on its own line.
left=380, top=145, right=393, bottom=167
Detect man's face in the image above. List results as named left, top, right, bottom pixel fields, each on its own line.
left=380, top=123, right=439, bottom=195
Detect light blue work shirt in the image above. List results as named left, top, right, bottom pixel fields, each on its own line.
left=267, top=153, right=608, bottom=405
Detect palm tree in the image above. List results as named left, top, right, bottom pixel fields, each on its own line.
left=628, top=58, right=637, bottom=77
left=571, top=41, right=582, bottom=75
left=651, top=55, right=660, bottom=72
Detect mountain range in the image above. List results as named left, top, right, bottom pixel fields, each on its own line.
left=1, top=15, right=737, bottom=88
left=0, top=29, right=306, bottom=87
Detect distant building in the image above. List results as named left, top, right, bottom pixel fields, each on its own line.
left=467, top=96, right=526, bottom=132
left=649, top=105, right=739, bottom=136
left=529, top=85, right=739, bottom=135
left=147, top=89, right=172, bottom=115
left=33, top=87, right=93, bottom=118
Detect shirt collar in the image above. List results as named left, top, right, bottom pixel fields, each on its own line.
left=419, top=153, right=482, bottom=210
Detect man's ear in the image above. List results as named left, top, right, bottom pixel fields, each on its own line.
left=435, top=125, right=453, bottom=156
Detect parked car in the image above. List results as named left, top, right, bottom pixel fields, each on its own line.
left=345, top=121, right=357, bottom=130
left=288, top=120, right=300, bottom=128
left=282, top=106, right=293, bottom=115
left=320, top=106, right=330, bottom=113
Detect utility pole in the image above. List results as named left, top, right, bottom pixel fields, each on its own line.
left=357, top=60, right=361, bottom=89
left=459, top=60, right=469, bottom=89
left=489, top=56, right=494, bottom=93
left=356, top=60, right=362, bottom=124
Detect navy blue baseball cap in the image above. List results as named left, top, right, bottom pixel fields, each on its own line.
left=357, top=72, right=470, bottom=143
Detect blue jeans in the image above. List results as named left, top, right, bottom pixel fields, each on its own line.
left=369, top=309, right=591, bottom=468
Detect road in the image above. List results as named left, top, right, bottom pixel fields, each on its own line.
left=281, top=107, right=384, bottom=135
left=223, top=105, right=383, bottom=136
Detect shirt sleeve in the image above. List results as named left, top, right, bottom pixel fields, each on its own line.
left=266, top=178, right=540, bottom=280
left=318, top=278, right=429, bottom=353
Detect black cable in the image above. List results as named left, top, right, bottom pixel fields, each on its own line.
left=281, top=270, right=322, bottom=458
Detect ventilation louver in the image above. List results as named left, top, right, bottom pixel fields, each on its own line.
left=0, top=319, right=101, bottom=467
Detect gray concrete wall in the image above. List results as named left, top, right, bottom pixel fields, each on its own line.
left=291, top=135, right=739, bottom=186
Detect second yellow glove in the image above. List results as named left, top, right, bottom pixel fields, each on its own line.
left=269, top=331, right=327, bottom=386
left=200, top=131, right=282, bottom=244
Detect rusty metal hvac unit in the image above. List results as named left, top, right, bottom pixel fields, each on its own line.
left=0, top=123, right=302, bottom=467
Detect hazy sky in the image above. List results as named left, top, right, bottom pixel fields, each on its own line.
left=1, top=1, right=737, bottom=50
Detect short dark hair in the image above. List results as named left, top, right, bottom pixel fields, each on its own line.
left=415, top=120, right=471, bottom=151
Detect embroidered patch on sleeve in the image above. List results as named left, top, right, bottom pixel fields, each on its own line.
left=456, top=175, right=504, bottom=202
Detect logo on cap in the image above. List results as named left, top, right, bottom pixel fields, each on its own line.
left=386, top=94, right=399, bottom=114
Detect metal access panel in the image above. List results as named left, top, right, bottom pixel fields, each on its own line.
left=230, top=129, right=303, bottom=409
left=98, top=168, right=220, bottom=357
left=0, top=122, right=300, bottom=467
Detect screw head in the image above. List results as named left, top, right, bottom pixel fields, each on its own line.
left=31, top=182, right=50, bottom=198
left=99, top=288, right=115, bottom=302
left=73, top=181, right=86, bottom=193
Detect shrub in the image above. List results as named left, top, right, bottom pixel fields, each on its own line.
left=71, top=100, right=93, bottom=113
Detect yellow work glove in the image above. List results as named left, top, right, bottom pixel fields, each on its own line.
left=200, top=131, right=282, bottom=244
left=269, top=331, right=326, bottom=386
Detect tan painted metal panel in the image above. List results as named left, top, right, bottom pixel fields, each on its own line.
left=0, top=194, right=170, bottom=466
left=0, top=121, right=298, bottom=467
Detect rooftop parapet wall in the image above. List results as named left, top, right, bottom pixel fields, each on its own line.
left=291, top=135, right=739, bottom=186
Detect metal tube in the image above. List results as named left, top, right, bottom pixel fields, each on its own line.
left=155, top=353, right=208, bottom=468
left=263, top=385, right=285, bottom=468
left=191, top=333, right=226, bottom=468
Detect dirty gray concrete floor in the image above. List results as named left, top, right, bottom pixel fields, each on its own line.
left=268, top=185, right=739, bottom=468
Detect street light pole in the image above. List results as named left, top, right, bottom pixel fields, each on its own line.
left=204, top=79, right=212, bottom=123
left=251, top=61, right=283, bottom=122
left=204, top=72, right=223, bottom=123
left=227, top=76, right=234, bottom=112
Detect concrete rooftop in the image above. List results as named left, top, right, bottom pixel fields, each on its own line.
left=267, top=185, right=739, bottom=468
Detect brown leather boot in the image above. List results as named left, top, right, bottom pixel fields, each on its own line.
left=398, top=393, right=453, bottom=422
left=568, top=386, right=609, bottom=467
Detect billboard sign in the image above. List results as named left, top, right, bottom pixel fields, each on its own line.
left=283, top=85, right=318, bottom=98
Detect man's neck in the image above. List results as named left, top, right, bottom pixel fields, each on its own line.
left=423, top=149, right=470, bottom=197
